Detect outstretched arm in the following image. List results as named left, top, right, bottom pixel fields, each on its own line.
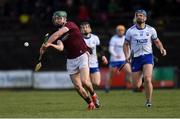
left=40, top=27, right=68, bottom=55
left=154, top=39, right=167, bottom=56
left=47, top=27, right=69, bottom=43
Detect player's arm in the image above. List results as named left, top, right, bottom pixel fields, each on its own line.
left=124, top=29, right=132, bottom=62
left=45, top=40, right=64, bottom=52
left=47, top=27, right=69, bottom=43
left=109, top=45, right=118, bottom=57
left=40, top=27, right=69, bottom=55
left=123, top=40, right=130, bottom=62
left=97, top=45, right=108, bottom=64
left=153, top=39, right=167, bottom=56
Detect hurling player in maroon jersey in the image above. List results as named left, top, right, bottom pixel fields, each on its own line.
left=40, top=11, right=100, bottom=110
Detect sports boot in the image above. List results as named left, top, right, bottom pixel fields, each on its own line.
left=92, top=93, right=100, bottom=108
left=88, top=102, right=95, bottom=110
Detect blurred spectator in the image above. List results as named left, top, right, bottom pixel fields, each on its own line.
left=0, top=0, right=180, bottom=70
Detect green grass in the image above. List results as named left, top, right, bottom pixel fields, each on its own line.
left=0, top=89, right=180, bottom=118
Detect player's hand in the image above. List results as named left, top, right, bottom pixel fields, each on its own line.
left=160, top=48, right=167, bottom=56
left=102, top=56, right=108, bottom=65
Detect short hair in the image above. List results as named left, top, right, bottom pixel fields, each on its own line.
left=116, top=25, right=125, bottom=31
left=80, top=22, right=90, bottom=27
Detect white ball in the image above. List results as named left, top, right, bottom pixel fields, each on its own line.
left=24, top=42, right=29, bottom=47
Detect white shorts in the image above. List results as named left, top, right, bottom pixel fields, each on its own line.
left=67, top=52, right=89, bottom=74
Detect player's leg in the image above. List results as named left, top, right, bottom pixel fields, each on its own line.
left=142, top=54, right=154, bottom=107
left=78, top=53, right=95, bottom=95
left=123, top=63, right=132, bottom=86
left=79, top=53, right=100, bottom=108
left=105, top=66, right=116, bottom=92
left=89, top=71, right=101, bottom=108
left=80, top=67, right=100, bottom=108
left=67, top=53, right=95, bottom=110
left=70, top=73, right=95, bottom=110
left=80, top=67, right=94, bottom=96
left=132, top=71, right=143, bottom=88
left=131, top=56, right=144, bottom=92
left=70, top=73, right=90, bottom=100
left=90, top=71, right=101, bottom=87
left=106, top=61, right=125, bottom=92
left=143, top=64, right=153, bottom=107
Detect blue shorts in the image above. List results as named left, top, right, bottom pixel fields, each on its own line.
left=109, top=61, right=126, bottom=68
left=131, top=54, right=153, bottom=72
left=90, top=67, right=100, bottom=73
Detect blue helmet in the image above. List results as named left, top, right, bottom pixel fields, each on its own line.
left=135, top=9, right=147, bottom=16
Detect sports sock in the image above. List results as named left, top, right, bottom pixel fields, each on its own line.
left=84, top=97, right=92, bottom=104
left=146, top=99, right=151, bottom=102
left=90, top=91, right=95, bottom=96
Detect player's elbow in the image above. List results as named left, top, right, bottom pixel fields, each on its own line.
left=123, top=43, right=128, bottom=50
left=57, top=41, right=64, bottom=51
left=58, top=45, right=64, bottom=51
left=124, top=42, right=129, bottom=47
left=154, top=39, right=161, bottom=45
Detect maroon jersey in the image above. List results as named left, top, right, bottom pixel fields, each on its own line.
left=62, top=21, right=88, bottom=59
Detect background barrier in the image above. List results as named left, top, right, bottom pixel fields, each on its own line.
left=0, top=67, right=178, bottom=89
left=33, top=71, right=74, bottom=89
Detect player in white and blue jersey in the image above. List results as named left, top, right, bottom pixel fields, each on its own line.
left=105, top=25, right=132, bottom=92
left=124, top=9, right=167, bottom=107
left=80, top=22, right=108, bottom=87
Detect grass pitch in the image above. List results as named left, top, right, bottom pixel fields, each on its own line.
left=0, top=89, right=180, bottom=118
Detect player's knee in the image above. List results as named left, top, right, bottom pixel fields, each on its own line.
left=93, top=81, right=100, bottom=87
left=135, top=84, right=141, bottom=88
left=81, top=79, right=88, bottom=85
left=91, top=77, right=100, bottom=86
left=82, top=79, right=92, bottom=87
left=132, top=82, right=140, bottom=88
left=126, top=71, right=132, bottom=76
left=144, top=76, right=152, bottom=84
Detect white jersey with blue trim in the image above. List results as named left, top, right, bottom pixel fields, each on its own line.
left=84, top=34, right=100, bottom=68
left=125, top=24, right=158, bottom=57
left=109, top=35, right=126, bottom=61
